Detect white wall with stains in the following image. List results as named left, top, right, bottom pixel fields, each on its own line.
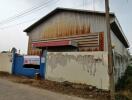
left=111, top=31, right=129, bottom=84
left=0, top=53, right=12, bottom=73
left=45, top=52, right=109, bottom=90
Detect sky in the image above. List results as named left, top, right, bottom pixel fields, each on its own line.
left=0, top=0, right=131, bottom=54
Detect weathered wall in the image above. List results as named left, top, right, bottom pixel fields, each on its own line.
left=45, top=52, right=109, bottom=90
left=111, top=31, right=129, bottom=83
left=0, top=53, right=12, bottom=73
left=28, top=12, right=107, bottom=55
left=111, top=31, right=128, bottom=56
left=26, top=10, right=129, bottom=87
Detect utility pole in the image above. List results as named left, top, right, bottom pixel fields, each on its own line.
left=105, top=0, right=115, bottom=100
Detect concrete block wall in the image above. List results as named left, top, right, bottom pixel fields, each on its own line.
left=45, top=52, right=109, bottom=90
left=0, top=53, right=12, bottom=73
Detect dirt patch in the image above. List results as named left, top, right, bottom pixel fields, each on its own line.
left=0, top=72, right=110, bottom=100
left=0, top=71, right=10, bottom=76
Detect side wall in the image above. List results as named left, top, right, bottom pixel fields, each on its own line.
left=46, top=52, right=109, bottom=90
left=0, top=53, right=12, bottom=73
left=111, top=31, right=129, bottom=84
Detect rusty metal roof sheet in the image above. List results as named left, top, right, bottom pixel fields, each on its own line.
left=24, top=7, right=115, bottom=33
left=24, top=7, right=129, bottom=48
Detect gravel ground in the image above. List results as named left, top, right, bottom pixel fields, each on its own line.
left=0, top=78, right=90, bottom=100
left=0, top=72, right=110, bottom=100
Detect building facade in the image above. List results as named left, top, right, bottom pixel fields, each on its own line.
left=24, top=8, right=129, bottom=89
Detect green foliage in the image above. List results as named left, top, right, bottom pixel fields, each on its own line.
left=115, top=66, right=132, bottom=100
left=115, top=94, right=129, bottom=100
left=116, top=66, right=132, bottom=92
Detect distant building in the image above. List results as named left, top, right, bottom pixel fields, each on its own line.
left=24, top=8, right=130, bottom=89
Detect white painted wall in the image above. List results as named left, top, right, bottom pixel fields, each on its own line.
left=0, top=53, right=12, bottom=73
left=46, top=52, right=109, bottom=90
left=111, top=31, right=128, bottom=56
left=111, top=31, right=129, bottom=84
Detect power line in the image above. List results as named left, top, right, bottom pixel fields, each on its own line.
left=0, top=18, right=38, bottom=30
left=0, top=0, right=55, bottom=24
left=0, top=0, right=60, bottom=26
left=0, top=0, right=50, bottom=24
left=0, top=0, right=60, bottom=29
left=92, top=0, right=95, bottom=11
left=83, top=0, right=85, bottom=9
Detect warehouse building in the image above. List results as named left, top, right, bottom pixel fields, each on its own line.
left=24, top=8, right=130, bottom=90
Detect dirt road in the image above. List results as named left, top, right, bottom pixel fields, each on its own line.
left=0, top=79, right=91, bottom=100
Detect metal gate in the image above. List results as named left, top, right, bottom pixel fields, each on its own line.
left=12, top=54, right=45, bottom=78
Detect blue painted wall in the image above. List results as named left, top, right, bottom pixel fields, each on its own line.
left=13, top=54, right=45, bottom=78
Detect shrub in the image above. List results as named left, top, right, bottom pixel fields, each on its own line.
left=116, top=66, right=132, bottom=92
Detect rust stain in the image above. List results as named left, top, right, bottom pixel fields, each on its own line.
left=28, top=32, right=103, bottom=55
left=41, top=17, right=91, bottom=39
left=99, top=32, right=104, bottom=51
left=28, top=38, right=41, bottom=55
left=28, top=14, right=103, bottom=55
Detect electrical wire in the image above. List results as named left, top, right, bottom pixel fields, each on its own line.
left=0, top=0, right=60, bottom=26
left=93, top=0, right=95, bottom=11
left=0, top=0, right=60, bottom=29
left=0, top=18, right=39, bottom=30
left=0, top=0, right=51, bottom=24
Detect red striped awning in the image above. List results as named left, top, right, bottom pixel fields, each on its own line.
left=32, top=40, right=77, bottom=48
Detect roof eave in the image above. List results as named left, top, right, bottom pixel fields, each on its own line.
left=24, top=7, right=115, bottom=33
left=110, top=20, right=129, bottom=48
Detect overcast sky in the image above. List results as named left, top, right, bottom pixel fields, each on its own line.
left=0, top=0, right=131, bottom=54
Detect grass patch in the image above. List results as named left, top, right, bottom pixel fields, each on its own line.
left=116, top=66, right=132, bottom=100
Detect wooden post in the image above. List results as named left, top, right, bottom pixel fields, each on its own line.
left=105, top=0, right=115, bottom=100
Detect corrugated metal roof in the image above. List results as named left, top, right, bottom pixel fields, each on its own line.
left=24, top=7, right=129, bottom=48
left=24, top=7, right=115, bottom=32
